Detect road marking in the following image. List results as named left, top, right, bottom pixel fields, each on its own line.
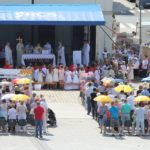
left=137, top=9, right=146, bottom=13
left=129, top=10, right=136, bottom=14
left=120, top=23, right=126, bottom=29
left=126, top=23, right=136, bottom=29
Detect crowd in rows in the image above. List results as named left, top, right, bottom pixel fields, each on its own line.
left=82, top=81, right=150, bottom=135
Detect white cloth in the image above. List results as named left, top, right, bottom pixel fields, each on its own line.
left=82, top=43, right=90, bottom=66
left=22, top=54, right=56, bottom=66
left=5, top=45, right=13, bottom=65
left=16, top=42, right=24, bottom=66
left=57, top=46, right=66, bottom=66
left=8, top=108, right=17, bottom=119
left=72, top=71, right=79, bottom=83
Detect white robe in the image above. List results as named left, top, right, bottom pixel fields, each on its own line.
left=16, top=42, right=24, bottom=66
left=44, top=43, right=52, bottom=54
left=5, top=45, right=13, bottom=65
left=82, top=43, right=90, bottom=66
left=57, top=46, right=66, bottom=66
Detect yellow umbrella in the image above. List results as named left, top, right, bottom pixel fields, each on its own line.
left=16, top=78, right=32, bottom=84
left=11, top=94, right=30, bottom=102
left=114, top=84, right=133, bottom=93
left=134, top=96, right=150, bottom=102
left=94, top=95, right=112, bottom=103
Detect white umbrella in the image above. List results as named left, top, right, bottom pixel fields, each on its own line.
left=0, top=81, right=12, bottom=86
left=1, top=93, right=15, bottom=100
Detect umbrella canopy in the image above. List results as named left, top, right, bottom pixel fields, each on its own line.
left=0, top=81, right=12, bottom=86
left=114, top=84, right=133, bottom=93
left=141, top=77, right=150, bottom=82
left=16, top=78, right=32, bottom=84
left=11, top=78, right=20, bottom=84
left=1, top=93, right=15, bottom=100
left=101, top=77, right=115, bottom=86
left=11, top=94, right=30, bottom=102
left=94, top=95, right=112, bottom=103
left=134, top=96, right=150, bottom=102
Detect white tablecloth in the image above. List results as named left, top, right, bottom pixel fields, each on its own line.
left=22, top=54, right=56, bottom=66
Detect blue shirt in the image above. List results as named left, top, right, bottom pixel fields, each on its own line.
left=109, top=106, right=119, bottom=119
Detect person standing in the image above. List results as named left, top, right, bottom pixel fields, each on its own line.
left=16, top=39, right=24, bottom=67
left=142, top=56, right=149, bottom=78
left=57, top=42, right=66, bottom=66
left=34, top=101, right=44, bottom=138
left=82, top=40, right=90, bottom=66
left=134, top=102, right=146, bottom=135
left=5, top=42, right=13, bottom=66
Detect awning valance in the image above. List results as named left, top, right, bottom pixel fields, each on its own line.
left=0, top=4, right=105, bottom=25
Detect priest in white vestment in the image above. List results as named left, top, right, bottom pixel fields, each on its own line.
left=5, top=42, right=13, bottom=66
left=82, top=41, right=90, bottom=66
left=44, top=42, right=52, bottom=54
left=57, top=42, right=66, bottom=66
left=16, top=39, right=24, bottom=66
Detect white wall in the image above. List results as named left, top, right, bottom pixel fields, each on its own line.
left=0, top=0, right=31, bottom=4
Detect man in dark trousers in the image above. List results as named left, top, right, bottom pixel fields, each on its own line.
left=91, top=88, right=97, bottom=119
left=34, top=101, right=44, bottom=138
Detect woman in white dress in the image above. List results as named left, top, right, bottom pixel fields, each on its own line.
left=38, top=69, right=43, bottom=83
left=45, top=67, right=53, bottom=89
left=127, top=62, right=134, bottom=82
left=52, top=67, right=59, bottom=88
left=64, top=67, right=73, bottom=90
left=72, top=68, right=79, bottom=89
left=94, top=68, right=100, bottom=83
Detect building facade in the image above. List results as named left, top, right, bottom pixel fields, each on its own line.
left=0, top=0, right=112, bottom=65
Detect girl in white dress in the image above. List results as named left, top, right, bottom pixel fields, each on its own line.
left=127, top=62, right=134, bottom=82
left=52, top=67, right=59, bottom=88
left=94, top=68, right=100, bottom=83
left=46, top=67, right=53, bottom=83
left=38, top=69, right=43, bottom=83
left=64, top=67, right=73, bottom=90
left=72, top=68, right=79, bottom=89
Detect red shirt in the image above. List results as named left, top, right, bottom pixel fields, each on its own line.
left=34, top=105, right=44, bottom=120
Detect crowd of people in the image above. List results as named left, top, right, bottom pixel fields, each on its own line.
left=0, top=83, right=50, bottom=138
left=82, top=80, right=150, bottom=136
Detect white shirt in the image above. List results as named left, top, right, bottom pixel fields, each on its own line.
left=17, top=105, right=27, bottom=120
left=85, top=86, right=94, bottom=97
left=8, top=108, right=17, bottom=119
left=142, top=59, right=148, bottom=69
left=135, top=107, right=145, bottom=122
left=127, top=95, right=135, bottom=110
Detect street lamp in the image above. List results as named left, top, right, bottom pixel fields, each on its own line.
left=139, top=0, right=143, bottom=45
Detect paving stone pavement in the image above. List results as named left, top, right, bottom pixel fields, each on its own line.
left=0, top=90, right=150, bottom=150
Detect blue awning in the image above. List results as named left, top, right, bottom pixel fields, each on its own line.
left=0, top=4, right=105, bottom=25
